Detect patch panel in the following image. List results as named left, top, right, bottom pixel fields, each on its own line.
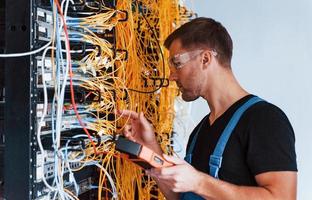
left=35, top=21, right=54, bottom=42
left=38, top=159, right=83, bottom=181
left=38, top=113, right=94, bottom=135
left=35, top=177, right=94, bottom=200
left=35, top=133, right=110, bottom=183
left=35, top=56, right=103, bottom=87
left=36, top=70, right=92, bottom=87
left=36, top=8, right=53, bottom=24
left=36, top=103, right=91, bottom=118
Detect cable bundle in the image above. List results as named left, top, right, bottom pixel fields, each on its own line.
left=113, top=1, right=194, bottom=199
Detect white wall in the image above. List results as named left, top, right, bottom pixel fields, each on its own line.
left=184, top=0, right=312, bottom=199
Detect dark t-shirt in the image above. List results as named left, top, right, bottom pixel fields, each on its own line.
left=186, top=95, right=297, bottom=186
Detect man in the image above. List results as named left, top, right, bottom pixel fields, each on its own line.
left=118, top=17, right=297, bottom=200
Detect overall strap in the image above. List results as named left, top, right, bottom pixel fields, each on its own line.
left=209, top=96, right=264, bottom=178
left=184, top=116, right=208, bottom=163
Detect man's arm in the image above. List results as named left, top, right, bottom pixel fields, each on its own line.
left=195, top=171, right=297, bottom=200
left=149, top=155, right=297, bottom=200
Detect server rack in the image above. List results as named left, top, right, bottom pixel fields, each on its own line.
left=2, top=0, right=116, bottom=199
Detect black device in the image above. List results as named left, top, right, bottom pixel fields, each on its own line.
left=115, top=136, right=173, bottom=169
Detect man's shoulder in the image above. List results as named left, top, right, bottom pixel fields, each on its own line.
left=243, top=99, right=290, bottom=122
left=236, top=98, right=294, bottom=139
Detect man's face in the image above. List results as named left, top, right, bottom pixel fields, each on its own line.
left=168, top=40, right=204, bottom=102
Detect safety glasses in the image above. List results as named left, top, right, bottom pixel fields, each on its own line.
left=168, top=49, right=217, bottom=69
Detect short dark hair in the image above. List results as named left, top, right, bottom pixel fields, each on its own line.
left=164, top=17, right=233, bottom=68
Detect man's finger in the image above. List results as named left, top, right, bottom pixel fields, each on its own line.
left=148, top=166, right=179, bottom=181
left=123, top=124, right=131, bottom=135
left=117, top=109, right=139, bottom=119
left=163, top=154, right=186, bottom=165
left=139, top=112, right=151, bottom=125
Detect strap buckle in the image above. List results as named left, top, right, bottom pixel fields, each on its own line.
left=209, top=155, right=222, bottom=178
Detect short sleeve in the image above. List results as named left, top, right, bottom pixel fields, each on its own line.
left=246, top=103, right=297, bottom=175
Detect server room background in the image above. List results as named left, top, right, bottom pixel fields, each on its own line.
left=1, top=0, right=312, bottom=199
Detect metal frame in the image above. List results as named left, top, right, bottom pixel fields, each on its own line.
left=4, top=0, right=33, bottom=199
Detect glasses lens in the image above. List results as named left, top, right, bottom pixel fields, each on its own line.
left=168, top=57, right=181, bottom=68
left=168, top=50, right=203, bottom=69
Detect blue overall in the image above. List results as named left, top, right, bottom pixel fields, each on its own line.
left=180, top=96, right=263, bottom=200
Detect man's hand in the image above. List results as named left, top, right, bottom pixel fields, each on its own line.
left=146, top=154, right=203, bottom=193
left=117, top=110, right=162, bottom=154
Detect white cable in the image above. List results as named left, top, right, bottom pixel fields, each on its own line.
left=0, top=41, right=52, bottom=57
left=54, top=1, right=75, bottom=199
left=63, top=143, right=80, bottom=195
left=37, top=46, right=57, bottom=192
left=61, top=48, right=97, bottom=53
left=85, top=161, right=118, bottom=199
left=59, top=154, right=67, bottom=200
left=56, top=0, right=71, bottom=153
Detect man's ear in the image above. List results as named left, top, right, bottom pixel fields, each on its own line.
left=202, top=50, right=212, bottom=66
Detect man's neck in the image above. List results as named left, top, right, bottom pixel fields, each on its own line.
left=203, top=70, right=248, bottom=125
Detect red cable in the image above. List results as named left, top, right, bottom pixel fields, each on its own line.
left=54, top=0, right=98, bottom=154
